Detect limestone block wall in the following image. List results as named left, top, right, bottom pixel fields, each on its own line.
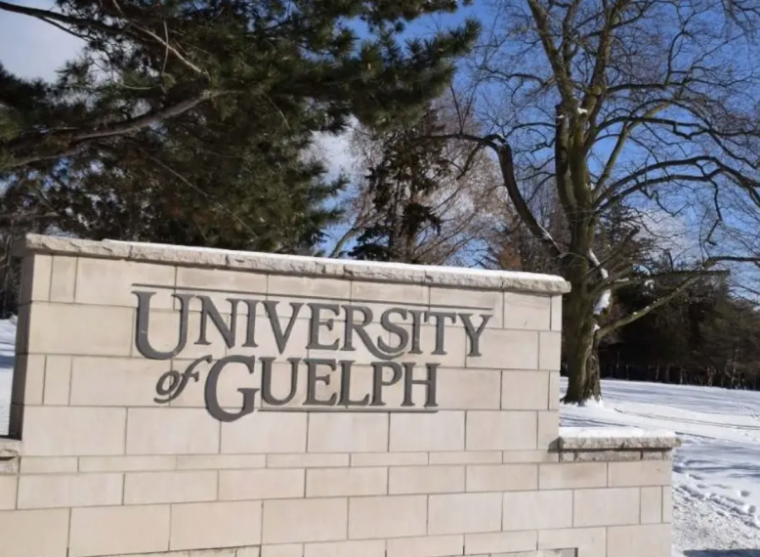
left=0, top=235, right=678, bottom=557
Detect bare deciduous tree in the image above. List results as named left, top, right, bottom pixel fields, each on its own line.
left=443, top=0, right=760, bottom=402
left=330, top=104, right=503, bottom=266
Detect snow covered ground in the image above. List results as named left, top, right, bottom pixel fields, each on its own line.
left=0, top=317, right=759, bottom=555
left=561, top=380, right=760, bottom=555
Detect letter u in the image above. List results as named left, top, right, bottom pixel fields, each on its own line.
left=134, top=291, right=193, bottom=360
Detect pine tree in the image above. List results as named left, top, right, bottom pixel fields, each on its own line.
left=349, top=106, right=453, bottom=263
left=0, top=0, right=480, bottom=251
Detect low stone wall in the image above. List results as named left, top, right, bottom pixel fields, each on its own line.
left=0, top=235, right=679, bottom=557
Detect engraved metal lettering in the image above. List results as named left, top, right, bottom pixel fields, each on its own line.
left=263, top=301, right=303, bottom=353
left=370, top=361, right=403, bottom=407
left=307, top=303, right=340, bottom=350
left=304, top=358, right=338, bottom=406
left=260, top=357, right=299, bottom=406
left=154, top=355, right=211, bottom=403
left=204, top=355, right=258, bottom=422
left=461, top=313, right=492, bottom=356
left=134, top=291, right=193, bottom=360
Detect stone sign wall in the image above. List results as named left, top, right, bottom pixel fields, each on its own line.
left=0, top=235, right=678, bottom=557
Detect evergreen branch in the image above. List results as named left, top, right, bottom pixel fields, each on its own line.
left=3, top=90, right=232, bottom=169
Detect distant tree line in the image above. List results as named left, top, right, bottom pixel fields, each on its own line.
left=596, top=277, right=760, bottom=390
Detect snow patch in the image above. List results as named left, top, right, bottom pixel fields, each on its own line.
left=560, top=426, right=678, bottom=439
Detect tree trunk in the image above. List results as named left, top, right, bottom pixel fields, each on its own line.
left=561, top=288, right=601, bottom=403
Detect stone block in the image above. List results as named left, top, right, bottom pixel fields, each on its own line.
left=550, top=295, right=562, bottom=331
left=43, top=356, right=71, bottom=405
left=304, top=539, right=386, bottom=557
left=177, top=455, right=265, bottom=470
left=27, top=303, right=133, bottom=356
left=70, top=357, right=167, bottom=407
left=503, top=450, right=559, bottom=464
left=607, top=460, right=672, bottom=487
left=170, top=501, right=262, bottom=551
left=49, top=256, right=77, bottom=303
left=431, top=286, right=502, bottom=328
left=348, top=495, right=427, bottom=539
left=465, top=464, right=537, bottom=492
left=219, top=469, right=304, bottom=500
left=268, top=454, right=349, bottom=468
left=548, top=372, right=560, bottom=410
left=538, top=463, right=607, bottom=490
left=606, top=524, right=670, bottom=557
left=539, top=332, right=562, bottom=371
left=15, top=303, right=30, bottom=357
left=0, top=508, right=69, bottom=557
left=502, top=490, right=572, bottom=531
left=306, top=467, right=387, bottom=497
left=430, top=451, right=502, bottom=465
left=390, top=412, right=465, bottom=452
left=465, top=411, right=537, bottom=450
left=464, top=531, right=537, bottom=555
left=264, top=498, right=347, bottom=544
left=387, top=534, right=464, bottom=557
left=573, top=487, right=640, bottom=527
left=221, top=411, right=307, bottom=454
left=176, top=266, right=267, bottom=309
left=22, top=406, right=126, bottom=456
left=19, top=254, right=52, bottom=304
left=0, top=476, right=16, bottom=510
left=503, top=292, right=551, bottom=330
left=436, top=369, right=501, bottom=410
left=389, top=465, right=464, bottom=494
left=428, top=492, right=502, bottom=535
left=69, top=505, right=170, bottom=557
left=125, top=471, right=218, bottom=504
left=351, top=281, right=428, bottom=304
left=79, top=456, right=177, bottom=472
left=351, top=452, right=428, bottom=467
left=501, top=371, right=550, bottom=410
left=17, top=473, right=123, bottom=509
left=262, top=544, right=303, bottom=557
left=76, top=258, right=175, bottom=308
left=570, top=450, right=641, bottom=462
left=538, top=528, right=606, bottom=557
left=558, top=429, right=680, bottom=451
left=308, top=413, right=388, bottom=453
left=466, top=329, right=538, bottom=370
left=662, top=487, right=672, bottom=523
left=19, top=457, right=78, bottom=474
left=269, top=275, right=351, bottom=300
left=126, top=408, right=219, bottom=455
left=12, top=354, right=44, bottom=405
left=640, top=486, right=663, bottom=524
left=538, top=411, right=559, bottom=450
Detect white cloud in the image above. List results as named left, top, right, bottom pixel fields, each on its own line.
left=0, top=0, right=83, bottom=81
left=308, top=120, right=362, bottom=183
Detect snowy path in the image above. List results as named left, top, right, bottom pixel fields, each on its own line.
left=1, top=316, right=759, bottom=554
left=561, top=378, right=760, bottom=555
